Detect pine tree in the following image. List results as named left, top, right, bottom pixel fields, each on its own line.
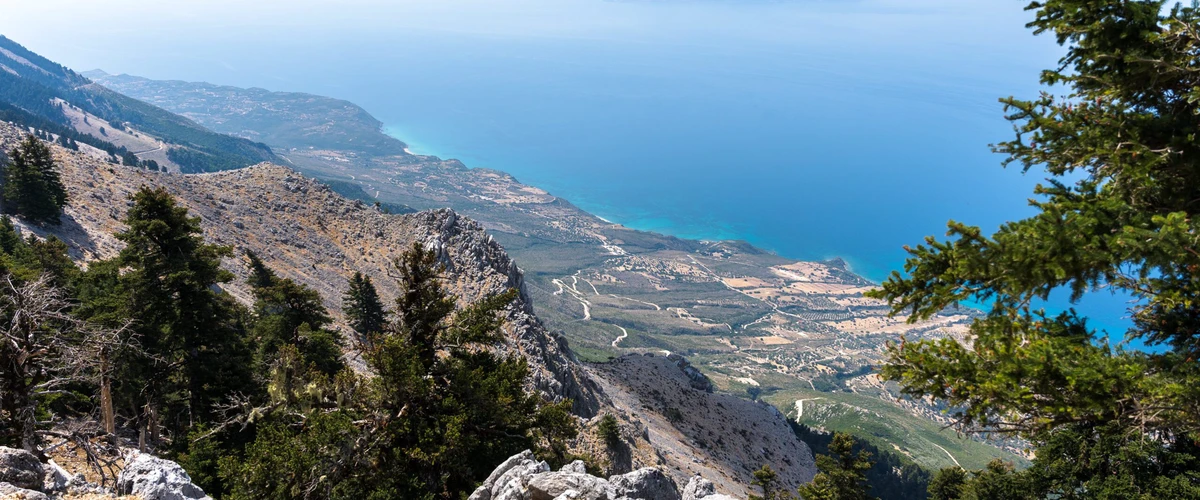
left=2, top=134, right=67, bottom=225
left=927, top=467, right=967, bottom=500
left=797, top=432, right=875, bottom=500
left=750, top=465, right=792, bottom=500
left=865, top=0, right=1200, bottom=496
left=114, top=187, right=255, bottom=444
left=225, top=243, right=574, bottom=499
left=342, top=271, right=387, bottom=341
left=391, top=242, right=456, bottom=370
left=0, top=216, right=23, bottom=256
left=246, top=254, right=343, bottom=376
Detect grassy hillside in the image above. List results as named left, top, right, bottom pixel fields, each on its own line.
left=757, top=381, right=1028, bottom=471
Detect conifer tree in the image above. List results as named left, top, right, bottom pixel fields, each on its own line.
left=2, top=135, right=67, bottom=225
left=342, top=271, right=386, bottom=341
left=927, top=467, right=967, bottom=500
left=246, top=252, right=343, bottom=376
left=750, top=465, right=791, bottom=500
left=114, top=187, right=254, bottom=444
left=225, top=242, right=575, bottom=499
left=866, top=0, right=1200, bottom=496
left=0, top=216, right=22, bottom=256
left=391, top=243, right=455, bottom=370
left=797, top=432, right=874, bottom=500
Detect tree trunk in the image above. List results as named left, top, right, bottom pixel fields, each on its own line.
left=100, top=351, right=114, bottom=434
left=14, top=379, right=37, bottom=455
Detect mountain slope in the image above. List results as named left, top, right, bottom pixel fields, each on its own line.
left=0, top=35, right=276, bottom=172
left=0, top=120, right=819, bottom=496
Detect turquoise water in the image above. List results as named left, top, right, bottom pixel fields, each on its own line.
left=3, top=0, right=1138, bottom=340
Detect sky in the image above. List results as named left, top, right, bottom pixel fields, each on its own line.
left=2, top=0, right=1056, bottom=88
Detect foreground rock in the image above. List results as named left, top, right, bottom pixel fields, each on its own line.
left=0, top=447, right=44, bottom=491
left=0, top=442, right=208, bottom=499
left=116, top=451, right=211, bottom=500
left=0, top=482, right=49, bottom=500
left=471, top=451, right=686, bottom=500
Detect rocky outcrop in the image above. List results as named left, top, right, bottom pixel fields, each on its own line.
left=0, top=447, right=44, bottom=491
left=116, top=451, right=211, bottom=500
left=608, top=468, right=680, bottom=500
left=470, top=451, right=683, bottom=500
left=528, top=471, right=612, bottom=500
left=667, top=354, right=713, bottom=393
left=0, top=443, right=209, bottom=500
left=681, top=476, right=737, bottom=500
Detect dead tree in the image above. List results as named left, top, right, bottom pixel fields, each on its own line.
left=0, top=274, right=134, bottom=455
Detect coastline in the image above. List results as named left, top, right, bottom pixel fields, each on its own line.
left=380, top=124, right=887, bottom=283
left=374, top=126, right=1148, bottom=341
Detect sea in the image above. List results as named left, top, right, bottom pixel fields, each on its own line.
left=3, top=0, right=1141, bottom=343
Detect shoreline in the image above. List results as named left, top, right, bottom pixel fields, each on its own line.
left=379, top=124, right=887, bottom=283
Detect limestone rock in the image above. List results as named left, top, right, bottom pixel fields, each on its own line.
left=0, top=482, right=49, bottom=500
left=682, top=476, right=715, bottom=499
left=116, top=451, right=211, bottom=500
left=477, top=452, right=702, bottom=500
left=528, top=472, right=610, bottom=500
left=680, top=476, right=734, bottom=499
left=666, top=354, right=712, bottom=393
left=608, top=468, right=679, bottom=500
left=40, top=460, right=69, bottom=494
left=0, top=447, right=44, bottom=491
left=469, top=450, right=552, bottom=500
left=560, top=460, right=588, bottom=474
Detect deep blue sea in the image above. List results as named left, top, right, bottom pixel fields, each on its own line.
left=3, top=0, right=1140, bottom=341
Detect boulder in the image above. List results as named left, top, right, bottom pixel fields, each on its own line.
left=476, top=452, right=721, bottom=500
left=0, top=482, right=49, bottom=500
left=680, top=476, right=734, bottom=499
left=682, top=476, right=715, bottom=499
left=609, top=468, right=680, bottom=500
left=527, top=472, right=610, bottom=500
left=116, top=451, right=211, bottom=500
left=472, top=450, right=536, bottom=500
left=40, top=460, right=70, bottom=494
left=0, top=447, right=44, bottom=491
left=469, top=449, right=551, bottom=500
